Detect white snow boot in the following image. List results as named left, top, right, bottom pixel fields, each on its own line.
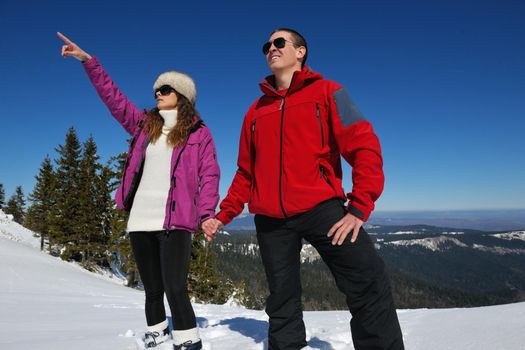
left=136, top=320, right=171, bottom=349
left=141, top=327, right=170, bottom=348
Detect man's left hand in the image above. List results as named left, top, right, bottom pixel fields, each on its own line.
left=327, top=213, right=363, bottom=245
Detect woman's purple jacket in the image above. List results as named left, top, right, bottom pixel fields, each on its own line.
left=83, top=57, right=220, bottom=233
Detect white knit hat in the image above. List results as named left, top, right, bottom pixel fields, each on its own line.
left=153, top=71, right=197, bottom=104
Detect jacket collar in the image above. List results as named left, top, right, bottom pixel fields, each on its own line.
left=190, top=117, right=204, bottom=132
left=259, top=65, right=323, bottom=98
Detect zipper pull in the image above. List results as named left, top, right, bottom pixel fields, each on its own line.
left=251, top=119, right=256, bottom=133
left=279, top=98, right=285, bottom=110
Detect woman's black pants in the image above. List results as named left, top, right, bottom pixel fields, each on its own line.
left=129, top=230, right=196, bottom=330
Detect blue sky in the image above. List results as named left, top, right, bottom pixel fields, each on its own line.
left=1, top=0, right=524, bottom=212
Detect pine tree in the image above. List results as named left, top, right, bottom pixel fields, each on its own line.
left=107, top=152, right=137, bottom=286
left=77, top=135, right=102, bottom=266
left=25, top=156, right=55, bottom=251
left=5, top=186, right=26, bottom=224
left=49, top=127, right=82, bottom=260
left=110, top=208, right=136, bottom=285
left=93, top=162, right=115, bottom=266
left=0, top=183, right=5, bottom=209
left=188, top=229, right=234, bottom=303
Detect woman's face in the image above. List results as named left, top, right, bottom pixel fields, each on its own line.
left=156, top=88, right=178, bottom=110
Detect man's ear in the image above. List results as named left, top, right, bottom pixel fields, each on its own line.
left=296, top=46, right=306, bottom=61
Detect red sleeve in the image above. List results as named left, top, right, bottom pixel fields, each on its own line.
left=216, top=108, right=255, bottom=225
left=327, top=83, right=384, bottom=222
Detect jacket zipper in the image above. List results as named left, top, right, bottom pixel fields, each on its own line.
left=249, top=119, right=257, bottom=188
left=120, top=158, right=129, bottom=206
left=121, top=119, right=146, bottom=209
left=316, top=103, right=324, bottom=148
left=166, top=133, right=192, bottom=229
left=315, top=103, right=328, bottom=185
left=320, top=166, right=330, bottom=185
left=279, top=96, right=287, bottom=217
left=123, top=137, right=150, bottom=211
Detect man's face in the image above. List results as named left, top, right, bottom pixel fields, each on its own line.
left=265, top=31, right=304, bottom=73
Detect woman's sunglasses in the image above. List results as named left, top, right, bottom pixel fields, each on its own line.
left=262, top=37, right=295, bottom=55
left=154, top=85, right=176, bottom=99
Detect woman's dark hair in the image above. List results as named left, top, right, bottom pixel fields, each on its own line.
left=271, top=28, right=308, bottom=68
left=145, top=91, right=197, bottom=147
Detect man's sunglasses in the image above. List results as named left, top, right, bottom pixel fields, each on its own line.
left=262, top=37, right=295, bottom=55
left=155, top=85, right=176, bottom=99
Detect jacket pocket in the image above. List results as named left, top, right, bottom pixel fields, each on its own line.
left=318, top=159, right=335, bottom=192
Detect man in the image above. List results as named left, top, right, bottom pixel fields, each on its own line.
left=202, top=28, right=404, bottom=350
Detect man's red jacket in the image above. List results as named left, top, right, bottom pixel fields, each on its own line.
left=216, top=66, right=384, bottom=225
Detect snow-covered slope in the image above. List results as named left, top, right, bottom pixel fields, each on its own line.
left=386, top=236, right=469, bottom=251
left=492, top=231, right=525, bottom=241
left=1, top=214, right=524, bottom=349
left=0, top=209, right=40, bottom=248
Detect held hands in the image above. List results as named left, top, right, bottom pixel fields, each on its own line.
left=201, top=218, right=224, bottom=242
left=57, top=32, right=92, bottom=62
left=327, top=213, right=364, bottom=245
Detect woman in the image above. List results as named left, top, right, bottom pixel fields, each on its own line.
left=58, top=32, right=219, bottom=350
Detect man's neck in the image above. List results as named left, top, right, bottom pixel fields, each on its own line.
left=273, top=65, right=302, bottom=91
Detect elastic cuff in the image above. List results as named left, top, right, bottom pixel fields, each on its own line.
left=215, top=211, right=231, bottom=226
left=81, top=56, right=97, bottom=67
left=172, top=327, right=200, bottom=345
left=147, top=319, right=168, bottom=333
left=347, top=203, right=371, bottom=222
left=200, top=213, right=214, bottom=223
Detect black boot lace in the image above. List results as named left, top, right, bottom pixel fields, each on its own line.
left=144, top=331, right=162, bottom=348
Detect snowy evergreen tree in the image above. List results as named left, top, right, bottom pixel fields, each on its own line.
left=25, top=156, right=55, bottom=251
left=5, top=186, right=26, bottom=224
left=93, top=162, right=115, bottom=266
left=49, top=127, right=82, bottom=259
left=188, top=229, right=234, bottom=304
left=107, top=152, right=138, bottom=286
left=110, top=208, right=136, bottom=285
left=0, top=183, right=5, bottom=209
left=77, top=135, right=102, bottom=265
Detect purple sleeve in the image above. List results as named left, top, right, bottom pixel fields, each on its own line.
left=197, top=127, right=221, bottom=222
left=82, top=57, right=144, bottom=135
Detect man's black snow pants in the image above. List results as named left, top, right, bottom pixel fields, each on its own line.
left=255, top=199, right=405, bottom=350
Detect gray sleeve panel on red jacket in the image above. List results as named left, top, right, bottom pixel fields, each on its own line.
left=348, top=204, right=365, bottom=220
left=333, top=88, right=366, bottom=127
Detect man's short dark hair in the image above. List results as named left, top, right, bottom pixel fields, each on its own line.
left=271, top=28, right=308, bottom=68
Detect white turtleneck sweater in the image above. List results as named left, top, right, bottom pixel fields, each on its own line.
left=126, top=109, right=178, bottom=232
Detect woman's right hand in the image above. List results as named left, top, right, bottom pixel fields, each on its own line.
left=57, top=32, right=92, bottom=62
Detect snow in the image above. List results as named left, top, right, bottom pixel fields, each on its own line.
left=0, top=209, right=41, bottom=248
left=1, top=213, right=525, bottom=349
left=246, top=243, right=258, bottom=255
left=301, top=244, right=321, bottom=263
left=492, top=231, right=525, bottom=241
left=387, top=236, right=468, bottom=251
left=388, top=231, right=420, bottom=235
left=472, top=243, right=525, bottom=255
